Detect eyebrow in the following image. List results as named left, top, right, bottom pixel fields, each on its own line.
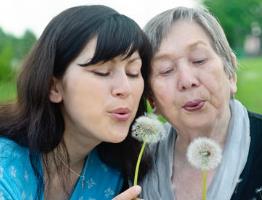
left=127, top=57, right=141, bottom=64
left=153, top=54, right=173, bottom=62
left=111, top=55, right=141, bottom=64
left=153, top=40, right=208, bottom=61
left=188, top=41, right=208, bottom=50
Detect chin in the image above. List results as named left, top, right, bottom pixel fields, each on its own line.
left=106, top=131, right=129, bottom=143
left=108, top=136, right=127, bottom=143
left=185, top=118, right=213, bottom=130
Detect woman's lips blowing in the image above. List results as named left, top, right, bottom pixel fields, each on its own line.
left=182, top=100, right=205, bottom=111
left=109, top=108, right=131, bottom=121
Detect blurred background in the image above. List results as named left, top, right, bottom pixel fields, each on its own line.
left=0, top=0, right=262, bottom=113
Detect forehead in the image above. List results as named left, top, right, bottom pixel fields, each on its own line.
left=155, top=20, right=213, bottom=58
left=76, top=37, right=97, bottom=61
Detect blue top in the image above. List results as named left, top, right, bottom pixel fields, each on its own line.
left=0, top=137, right=123, bottom=200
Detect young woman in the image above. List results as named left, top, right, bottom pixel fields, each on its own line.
left=0, top=5, right=151, bottom=200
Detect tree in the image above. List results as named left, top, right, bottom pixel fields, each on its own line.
left=15, top=30, right=37, bottom=61
left=202, top=0, right=262, bottom=55
left=0, top=29, right=15, bottom=81
left=0, top=28, right=37, bottom=81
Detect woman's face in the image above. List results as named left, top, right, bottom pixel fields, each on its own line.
left=50, top=38, right=144, bottom=145
left=149, top=20, right=237, bottom=131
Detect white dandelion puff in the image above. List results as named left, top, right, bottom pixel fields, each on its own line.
left=131, top=114, right=166, bottom=143
left=131, top=113, right=166, bottom=186
left=186, top=137, right=222, bottom=171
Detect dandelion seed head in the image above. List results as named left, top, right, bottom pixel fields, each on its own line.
left=186, top=137, right=222, bottom=171
left=131, top=114, right=166, bottom=143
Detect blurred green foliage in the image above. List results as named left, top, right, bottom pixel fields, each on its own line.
left=0, top=80, right=16, bottom=103
left=0, top=27, right=36, bottom=81
left=236, top=57, right=262, bottom=114
left=202, top=0, right=262, bottom=54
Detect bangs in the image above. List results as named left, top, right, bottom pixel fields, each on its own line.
left=86, top=14, right=148, bottom=65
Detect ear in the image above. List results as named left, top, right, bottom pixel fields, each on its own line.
left=231, top=52, right=237, bottom=70
left=147, top=96, right=162, bottom=114
left=230, top=52, right=237, bottom=95
left=230, top=73, right=237, bottom=95
left=49, top=77, right=63, bottom=103
left=147, top=96, right=155, bottom=109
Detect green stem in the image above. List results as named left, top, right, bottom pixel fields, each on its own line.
left=133, top=141, right=146, bottom=185
left=202, top=170, right=207, bottom=200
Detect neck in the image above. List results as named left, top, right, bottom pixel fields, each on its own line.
left=62, top=130, right=100, bottom=168
left=175, top=106, right=231, bottom=155
left=43, top=128, right=100, bottom=198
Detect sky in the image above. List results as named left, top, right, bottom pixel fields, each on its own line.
left=0, top=0, right=199, bottom=37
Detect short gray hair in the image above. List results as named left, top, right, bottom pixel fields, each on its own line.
left=144, top=7, right=237, bottom=78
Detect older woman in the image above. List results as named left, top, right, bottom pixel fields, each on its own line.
left=140, top=7, right=262, bottom=200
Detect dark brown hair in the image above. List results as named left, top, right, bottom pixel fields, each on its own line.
left=0, top=5, right=152, bottom=198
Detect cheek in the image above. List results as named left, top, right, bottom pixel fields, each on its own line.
left=133, top=78, right=144, bottom=98
left=151, top=79, right=173, bottom=105
left=62, top=75, right=104, bottom=113
left=201, top=70, right=232, bottom=108
left=62, top=87, right=94, bottom=119
left=200, top=67, right=226, bottom=92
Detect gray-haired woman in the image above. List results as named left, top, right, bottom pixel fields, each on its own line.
left=140, top=6, right=262, bottom=200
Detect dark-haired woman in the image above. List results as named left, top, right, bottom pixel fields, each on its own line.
left=0, top=5, right=151, bottom=200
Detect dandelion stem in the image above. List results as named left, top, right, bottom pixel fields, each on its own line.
left=202, top=170, right=207, bottom=200
left=133, top=141, right=146, bottom=186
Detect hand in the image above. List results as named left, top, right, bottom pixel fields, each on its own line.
left=112, top=185, right=142, bottom=200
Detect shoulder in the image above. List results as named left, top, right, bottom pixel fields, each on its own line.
left=248, top=112, right=262, bottom=150
left=249, top=111, right=262, bottom=131
left=0, top=137, right=30, bottom=165
left=0, top=137, right=27, bottom=156
left=248, top=111, right=262, bottom=119
left=0, top=137, right=38, bottom=199
left=234, top=112, right=262, bottom=199
left=247, top=111, right=262, bottom=165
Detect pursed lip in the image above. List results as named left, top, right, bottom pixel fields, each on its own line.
left=182, top=99, right=206, bottom=111
left=108, top=107, right=131, bottom=121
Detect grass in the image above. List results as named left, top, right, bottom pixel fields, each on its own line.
left=0, top=57, right=261, bottom=114
left=0, top=80, right=16, bottom=103
left=236, top=57, right=262, bottom=114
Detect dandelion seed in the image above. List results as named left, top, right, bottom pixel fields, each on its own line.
left=186, top=137, right=222, bottom=200
left=131, top=114, right=166, bottom=144
left=186, top=137, right=222, bottom=171
left=131, top=113, right=165, bottom=186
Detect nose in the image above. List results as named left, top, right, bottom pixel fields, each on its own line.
left=177, top=64, right=199, bottom=91
left=112, top=72, right=131, bottom=98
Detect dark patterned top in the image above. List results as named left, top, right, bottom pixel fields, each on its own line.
left=231, top=112, right=262, bottom=200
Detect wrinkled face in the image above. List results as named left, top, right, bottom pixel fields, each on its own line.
left=150, top=20, right=237, bottom=131
left=50, top=38, right=144, bottom=144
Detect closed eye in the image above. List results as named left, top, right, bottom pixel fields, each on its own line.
left=193, top=59, right=206, bottom=65
left=160, top=68, right=174, bottom=75
left=93, top=71, right=110, bottom=76
left=127, top=73, right=140, bottom=78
